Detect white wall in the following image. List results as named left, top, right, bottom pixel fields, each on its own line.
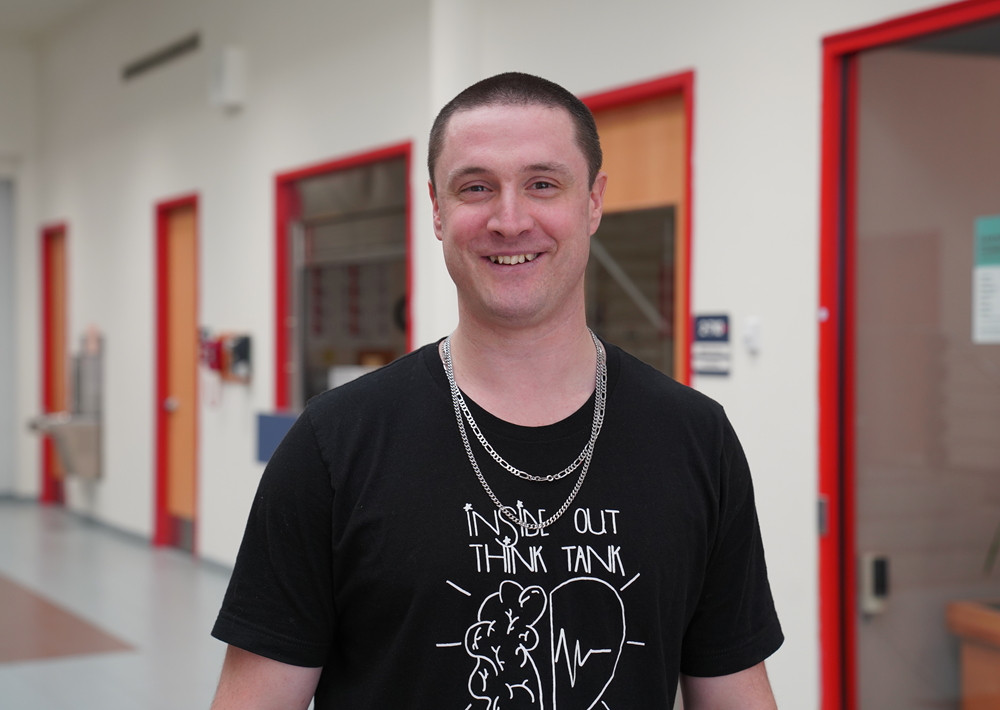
left=28, top=0, right=431, bottom=552
left=0, top=37, right=36, bottom=158
left=15, top=0, right=967, bottom=707
left=0, top=36, right=40, bottom=499
left=0, top=179, right=14, bottom=493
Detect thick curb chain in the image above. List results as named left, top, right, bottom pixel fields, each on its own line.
left=442, top=331, right=607, bottom=530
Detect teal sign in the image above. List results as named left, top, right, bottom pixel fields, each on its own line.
left=975, top=215, right=1000, bottom=267
left=974, top=215, right=1000, bottom=343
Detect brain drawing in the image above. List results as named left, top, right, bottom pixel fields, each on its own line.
left=465, top=580, right=547, bottom=709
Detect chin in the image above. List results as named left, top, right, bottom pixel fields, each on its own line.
left=472, top=294, right=548, bottom=326
left=485, top=305, right=547, bottom=325
left=470, top=281, right=582, bottom=328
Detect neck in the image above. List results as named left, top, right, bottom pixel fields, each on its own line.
left=444, top=307, right=598, bottom=427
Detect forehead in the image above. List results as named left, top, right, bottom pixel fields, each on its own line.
left=436, top=104, right=585, bottom=181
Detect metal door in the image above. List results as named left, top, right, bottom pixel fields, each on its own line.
left=854, top=42, right=1000, bottom=709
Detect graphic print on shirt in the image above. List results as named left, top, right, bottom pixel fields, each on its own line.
left=549, top=577, right=625, bottom=710
left=465, top=580, right=547, bottom=709
left=442, top=502, right=641, bottom=710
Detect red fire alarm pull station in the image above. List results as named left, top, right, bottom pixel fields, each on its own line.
left=200, top=330, right=251, bottom=383
left=200, top=330, right=222, bottom=371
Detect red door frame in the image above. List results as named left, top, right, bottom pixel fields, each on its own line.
left=273, top=142, right=413, bottom=410
left=581, top=71, right=695, bottom=385
left=818, top=2, right=1000, bottom=708
left=154, top=193, right=200, bottom=547
left=40, top=222, right=68, bottom=505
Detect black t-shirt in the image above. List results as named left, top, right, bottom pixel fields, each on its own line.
left=212, top=341, right=783, bottom=708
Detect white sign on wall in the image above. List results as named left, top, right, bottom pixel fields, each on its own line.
left=692, top=315, right=731, bottom=376
left=973, top=215, right=1000, bottom=344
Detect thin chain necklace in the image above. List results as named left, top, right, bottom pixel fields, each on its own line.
left=442, top=330, right=607, bottom=530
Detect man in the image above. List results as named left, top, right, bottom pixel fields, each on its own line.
left=211, top=72, right=782, bottom=709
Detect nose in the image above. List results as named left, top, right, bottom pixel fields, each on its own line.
left=486, top=189, right=534, bottom=239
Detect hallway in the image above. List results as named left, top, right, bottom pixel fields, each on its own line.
left=0, top=499, right=229, bottom=709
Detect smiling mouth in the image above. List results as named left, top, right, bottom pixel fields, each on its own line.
left=488, top=253, right=538, bottom=264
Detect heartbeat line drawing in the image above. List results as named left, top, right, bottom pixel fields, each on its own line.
left=451, top=575, right=638, bottom=709
left=549, top=577, right=626, bottom=710
left=552, top=628, right=613, bottom=687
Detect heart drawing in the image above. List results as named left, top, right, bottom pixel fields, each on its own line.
left=463, top=577, right=626, bottom=710
left=549, top=577, right=626, bottom=710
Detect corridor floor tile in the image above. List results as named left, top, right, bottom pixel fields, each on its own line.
left=0, top=499, right=231, bottom=710
left=0, top=572, right=132, bottom=662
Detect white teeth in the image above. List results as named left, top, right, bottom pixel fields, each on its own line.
left=490, top=253, right=538, bottom=264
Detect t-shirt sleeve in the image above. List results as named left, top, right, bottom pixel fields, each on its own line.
left=679, top=414, right=784, bottom=677
left=211, top=408, right=334, bottom=668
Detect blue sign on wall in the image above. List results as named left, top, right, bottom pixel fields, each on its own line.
left=692, top=314, right=731, bottom=375
left=256, top=411, right=298, bottom=463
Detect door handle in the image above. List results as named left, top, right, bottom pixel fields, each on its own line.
left=860, top=552, right=889, bottom=615
left=163, top=396, right=180, bottom=413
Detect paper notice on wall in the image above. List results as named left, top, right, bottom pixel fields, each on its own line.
left=973, top=215, right=1000, bottom=344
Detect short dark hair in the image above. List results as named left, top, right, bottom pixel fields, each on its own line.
left=428, top=72, right=603, bottom=192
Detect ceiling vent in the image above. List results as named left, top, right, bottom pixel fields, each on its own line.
left=122, top=33, right=200, bottom=81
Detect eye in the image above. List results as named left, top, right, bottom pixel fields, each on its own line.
left=530, top=181, right=555, bottom=190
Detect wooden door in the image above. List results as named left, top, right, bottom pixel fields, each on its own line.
left=589, top=91, right=688, bottom=379
left=156, top=199, right=198, bottom=551
left=41, top=225, right=68, bottom=504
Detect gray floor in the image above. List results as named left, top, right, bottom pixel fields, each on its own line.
left=0, top=499, right=231, bottom=710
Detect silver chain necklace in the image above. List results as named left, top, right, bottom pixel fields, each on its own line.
left=442, top=330, right=607, bottom=530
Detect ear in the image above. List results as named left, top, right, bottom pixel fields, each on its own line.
left=588, top=171, right=608, bottom=236
left=430, top=180, right=443, bottom=242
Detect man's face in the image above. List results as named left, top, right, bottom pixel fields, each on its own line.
left=431, top=104, right=606, bottom=330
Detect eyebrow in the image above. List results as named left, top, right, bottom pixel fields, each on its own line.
left=523, top=162, right=572, bottom=176
left=445, top=162, right=573, bottom=186
left=446, top=166, right=491, bottom=184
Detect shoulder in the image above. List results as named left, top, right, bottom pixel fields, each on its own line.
left=296, top=343, right=450, bottom=459
left=290, top=342, right=453, bottom=491
left=304, top=344, right=439, bottom=418
left=606, top=341, right=727, bottom=431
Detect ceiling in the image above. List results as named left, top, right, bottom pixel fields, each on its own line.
left=0, top=0, right=108, bottom=38
left=4, top=1, right=999, bottom=55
